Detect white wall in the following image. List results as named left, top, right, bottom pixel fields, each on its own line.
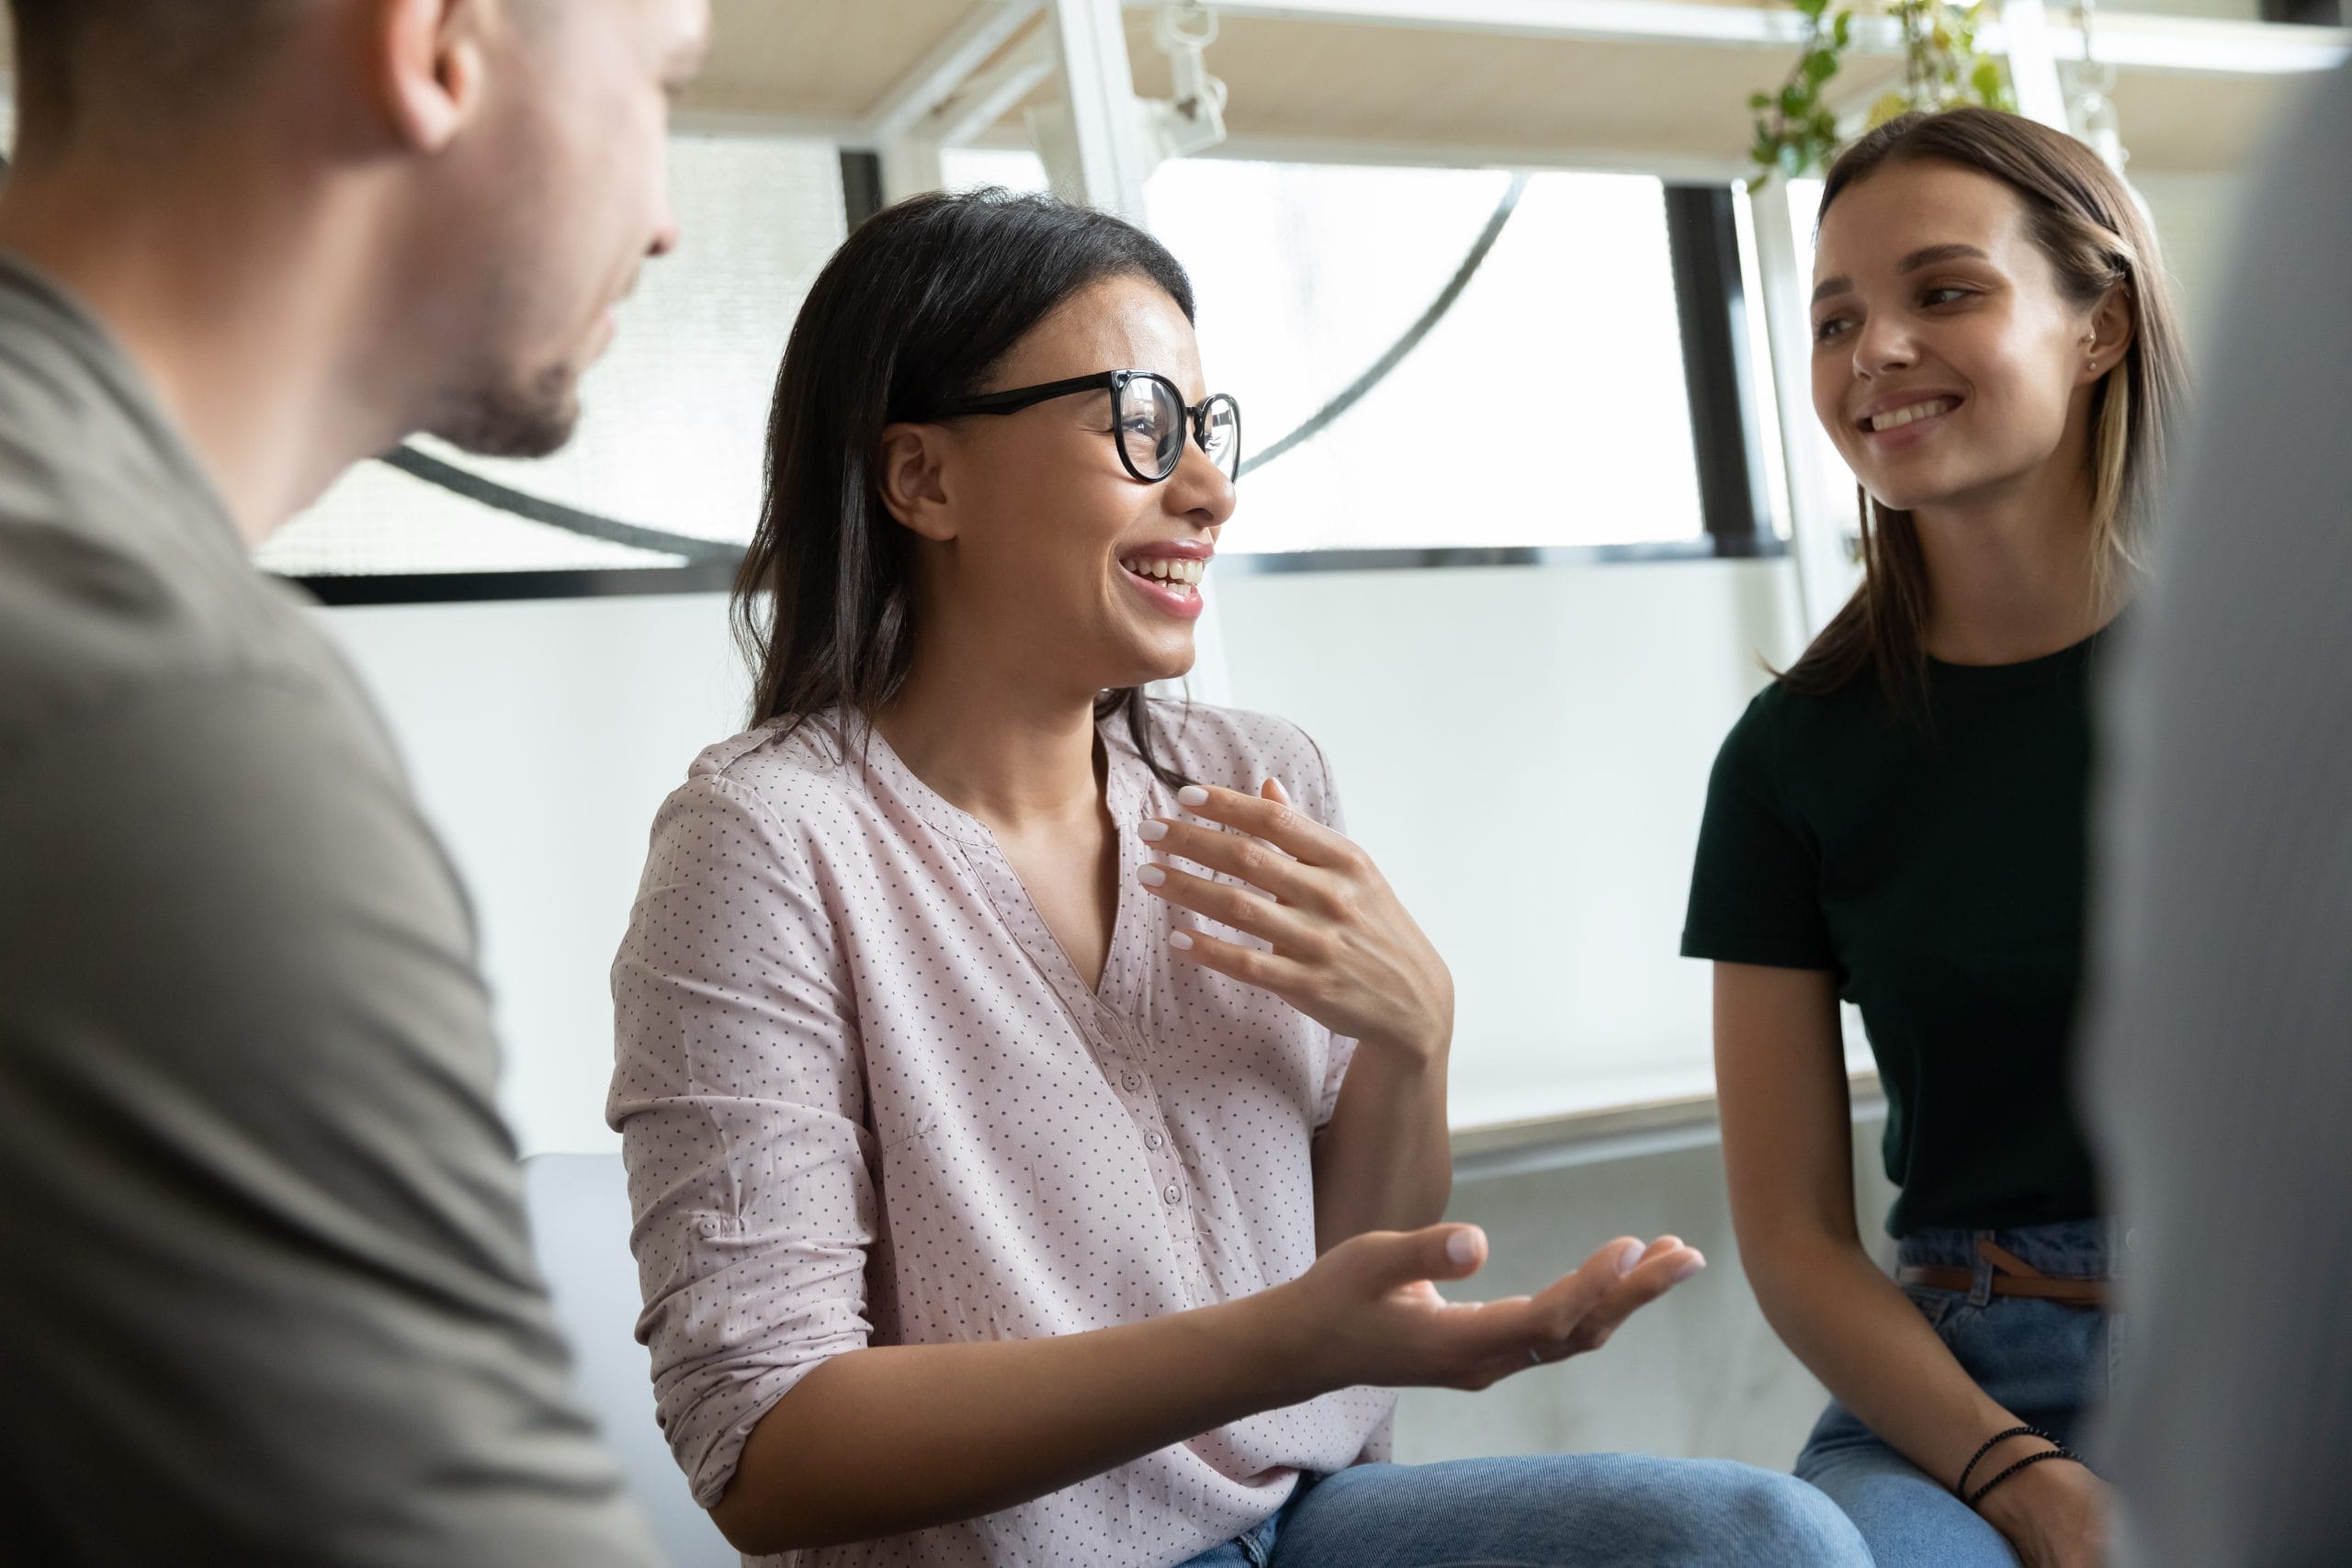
left=318, top=591, right=750, bottom=1156
left=1399, top=1123, right=1902, bottom=1468
left=320, top=557, right=1820, bottom=1152
left=321, top=558, right=1888, bottom=1473
left=1218, top=557, right=1865, bottom=1125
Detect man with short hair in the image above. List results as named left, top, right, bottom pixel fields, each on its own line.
left=0, top=1, right=707, bottom=1560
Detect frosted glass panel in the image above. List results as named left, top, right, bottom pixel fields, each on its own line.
left=261, top=135, right=848, bottom=578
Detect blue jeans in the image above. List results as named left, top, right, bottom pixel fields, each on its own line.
left=1174, top=1454, right=1870, bottom=1568
left=1796, top=1219, right=2119, bottom=1567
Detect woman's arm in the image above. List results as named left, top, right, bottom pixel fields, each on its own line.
left=1309, top=1023, right=1452, bottom=1247
left=1140, top=781, right=1456, bottom=1247
left=1714, top=962, right=2106, bottom=1566
left=711, top=1222, right=1703, bottom=1554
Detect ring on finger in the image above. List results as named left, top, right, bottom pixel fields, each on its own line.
left=1526, top=1347, right=1545, bottom=1368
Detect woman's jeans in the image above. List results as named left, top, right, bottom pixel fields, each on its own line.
left=1173, top=1453, right=1870, bottom=1568
left=1796, top=1219, right=2120, bottom=1567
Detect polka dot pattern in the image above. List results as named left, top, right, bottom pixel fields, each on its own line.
left=609, top=701, right=1395, bottom=1567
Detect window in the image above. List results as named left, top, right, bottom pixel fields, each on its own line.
left=1145, top=161, right=1709, bottom=555
left=257, top=135, right=848, bottom=584
left=1777, top=176, right=1866, bottom=547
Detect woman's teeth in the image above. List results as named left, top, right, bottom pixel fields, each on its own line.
left=1122, top=557, right=1205, bottom=590
left=1868, top=398, right=1959, bottom=432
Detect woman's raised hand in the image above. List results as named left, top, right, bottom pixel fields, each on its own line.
left=1140, top=780, right=1453, bottom=1058
left=1256, top=1224, right=1706, bottom=1398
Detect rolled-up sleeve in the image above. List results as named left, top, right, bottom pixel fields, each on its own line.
left=609, top=773, right=875, bottom=1508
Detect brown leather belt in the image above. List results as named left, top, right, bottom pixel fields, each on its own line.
left=1896, top=1237, right=2109, bottom=1308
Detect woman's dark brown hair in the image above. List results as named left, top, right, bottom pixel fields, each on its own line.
left=1781, top=107, right=2188, bottom=706
left=734, top=187, right=1199, bottom=783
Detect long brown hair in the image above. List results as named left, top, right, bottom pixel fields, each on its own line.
left=1781, top=107, right=2188, bottom=706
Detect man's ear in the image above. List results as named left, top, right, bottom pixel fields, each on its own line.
left=373, top=0, right=485, bottom=153
left=876, top=423, right=960, bottom=544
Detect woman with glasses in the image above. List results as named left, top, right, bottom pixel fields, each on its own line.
left=610, top=188, right=1867, bottom=1568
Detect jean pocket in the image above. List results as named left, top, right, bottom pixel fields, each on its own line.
left=1902, top=1283, right=1958, bottom=1330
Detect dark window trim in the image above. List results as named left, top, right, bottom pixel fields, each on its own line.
left=292, top=536, right=1785, bottom=605
left=1220, top=536, right=1785, bottom=577
left=281, top=160, right=1788, bottom=607
left=840, top=149, right=886, bottom=229
left=296, top=561, right=740, bottom=606
left=1663, top=183, right=1773, bottom=547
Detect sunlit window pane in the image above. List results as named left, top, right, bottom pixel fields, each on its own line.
left=1147, top=160, right=1707, bottom=554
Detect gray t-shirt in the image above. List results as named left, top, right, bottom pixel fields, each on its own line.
left=2086, top=62, right=2352, bottom=1568
left=0, top=254, right=662, bottom=1564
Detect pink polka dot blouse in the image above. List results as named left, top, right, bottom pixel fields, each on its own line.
left=609, top=701, right=1395, bottom=1567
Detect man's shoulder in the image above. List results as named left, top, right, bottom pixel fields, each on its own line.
left=0, top=261, right=314, bottom=764
left=0, top=484, right=338, bottom=775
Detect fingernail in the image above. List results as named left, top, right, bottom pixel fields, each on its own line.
left=1139, top=820, right=1168, bottom=842
left=1616, top=1239, right=1645, bottom=1276
left=1445, top=1228, right=1482, bottom=1266
left=1137, top=865, right=1166, bottom=886
left=1177, top=785, right=1210, bottom=807
left=1168, top=931, right=1193, bottom=951
left=1670, top=1256, right=1706, bottom=1284
left=1265, top=777, right=1290, bottom=802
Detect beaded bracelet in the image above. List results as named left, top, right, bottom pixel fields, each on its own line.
left=1955, top=1426, right=2055, bottom=1499
left=1965, top=1446, right=2086, bottom=1509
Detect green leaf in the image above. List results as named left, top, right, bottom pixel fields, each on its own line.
left=1833, top=10, right=1854, bottom=46
left=1804, top=48, right=1840, bottom=84
left=1781, top=83, right=1809, bottom=117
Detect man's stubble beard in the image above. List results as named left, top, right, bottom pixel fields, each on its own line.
left=426, top=357, right=585, bottom=459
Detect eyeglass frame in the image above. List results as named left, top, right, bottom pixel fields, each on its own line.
left=937, top=369, right=1243, bottom=486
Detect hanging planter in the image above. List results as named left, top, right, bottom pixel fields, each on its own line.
left=1749, top=0, right=2018, bottom=180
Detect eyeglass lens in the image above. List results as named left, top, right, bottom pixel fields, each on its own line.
left=1198, top=396, right=1239, bottom=479
left=1118, top=376, right=1240, bottom=482
left=1120, top=376, right=1183, bottom=480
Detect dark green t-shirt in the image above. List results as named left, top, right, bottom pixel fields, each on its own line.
left=1682, top=630, right=2116, bottom=1236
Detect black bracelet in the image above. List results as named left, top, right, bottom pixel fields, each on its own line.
left=1955, top=1426, right=2053, bottom=1498
left=1965, top=1446, right=2086, bottom=1509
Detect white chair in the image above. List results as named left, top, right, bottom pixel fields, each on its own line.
left=524, top=1152, right=741, bottom=1567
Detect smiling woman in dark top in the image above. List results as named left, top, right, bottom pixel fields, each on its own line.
left=1682, top=108, right=2188, bottom=1568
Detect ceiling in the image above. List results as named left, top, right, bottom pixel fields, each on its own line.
left=684, top=1, right=2319, bottom=176
left=0, top=2, right=2324, bottom=175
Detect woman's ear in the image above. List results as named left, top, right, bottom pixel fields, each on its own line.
left=876, top=423, right=958, bottom=544
left=2083, top=284, right=2139, bottom=383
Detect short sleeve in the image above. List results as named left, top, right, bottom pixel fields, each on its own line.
left=608, top=774, right=876, bottom=1508
left=1680, top=693, right=1839, bottom=972
left=0, top=674, right=662, bottom=1566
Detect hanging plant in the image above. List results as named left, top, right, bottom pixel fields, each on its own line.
left=1750, top=0, right=2017, bottom=180
left=1874, top=0, right=2018, bottom=124
left=1749, top=0, right=1855, bottom=180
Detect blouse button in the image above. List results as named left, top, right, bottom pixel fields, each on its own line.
left=1163, top=1184, right=1182, bottom=1205
left=1146, top=1132, right=1165, bottom=1150
left=1122, top=1071, right=1142, bottom=1091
